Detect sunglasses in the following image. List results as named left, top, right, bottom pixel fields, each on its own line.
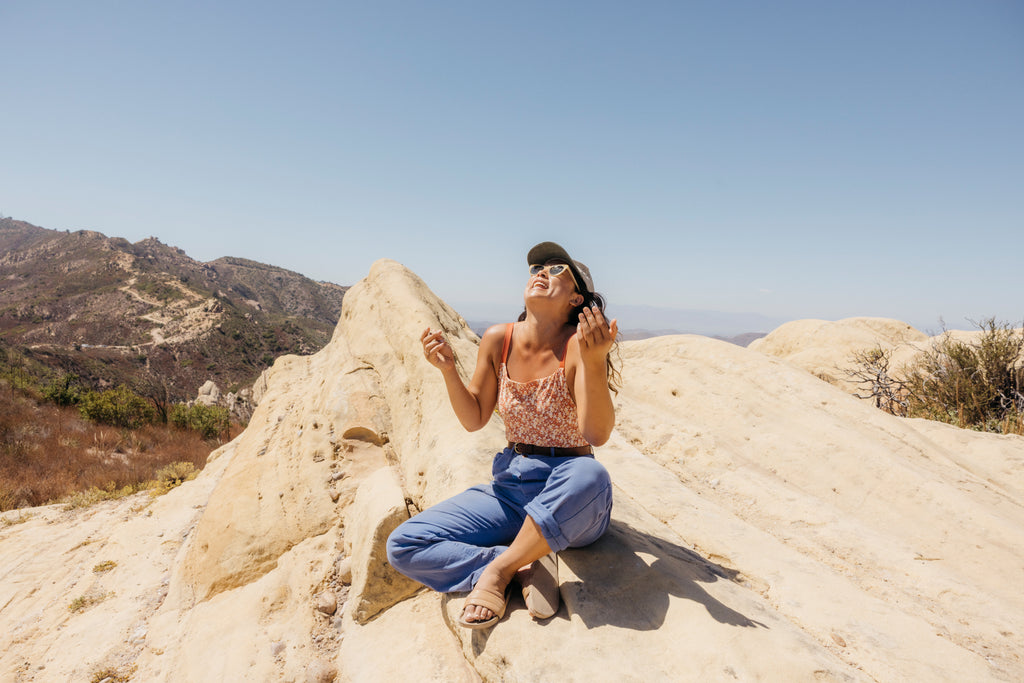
left=529, top=263, right=579, bottom=288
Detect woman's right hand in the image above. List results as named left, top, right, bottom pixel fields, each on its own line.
left=421, top=327, right=456, bottom=372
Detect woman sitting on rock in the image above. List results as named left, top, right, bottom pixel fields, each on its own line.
left=387, top=241, right=619, bottom=629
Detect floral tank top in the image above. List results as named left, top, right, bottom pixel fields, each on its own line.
left=497, top=323, right=589, bottom=448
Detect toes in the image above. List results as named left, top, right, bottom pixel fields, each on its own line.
left=462, top=604, right=495, bottom=623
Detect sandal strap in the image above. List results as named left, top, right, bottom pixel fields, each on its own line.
left=465, top=587, right=508, bottom=616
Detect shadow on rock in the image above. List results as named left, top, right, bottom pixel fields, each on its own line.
left=559, top=520, right=768, bottom=631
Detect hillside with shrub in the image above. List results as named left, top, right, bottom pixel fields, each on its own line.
left=1, top=217, right=349, bottom=510
left=0, top=373, right=240, bottom=511
left=0, top=217, right=347, bottom=406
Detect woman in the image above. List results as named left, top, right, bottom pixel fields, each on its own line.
left=386, top=241, right=619, bottom=629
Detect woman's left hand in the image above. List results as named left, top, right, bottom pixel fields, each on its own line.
left=577, top=304, right=618, bottom=363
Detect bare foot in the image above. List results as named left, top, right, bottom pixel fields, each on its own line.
left=462, top=565, right=513, bottom=624
left=519, top=553, right=558, bottom=619
left=514, top=562, right=534, bottom=585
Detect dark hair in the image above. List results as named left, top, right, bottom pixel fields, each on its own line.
left=518, top=289, right=622, bottom=393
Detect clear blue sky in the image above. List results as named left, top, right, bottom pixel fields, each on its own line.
left=2, top=1, right=1021, bottom=331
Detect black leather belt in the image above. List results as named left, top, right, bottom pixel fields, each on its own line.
left=509, top=442, right=593, bottom=457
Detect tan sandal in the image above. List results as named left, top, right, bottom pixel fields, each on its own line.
left=458, top=583, right=511, bottom=630
left=522, top=553, right=559, bottom=619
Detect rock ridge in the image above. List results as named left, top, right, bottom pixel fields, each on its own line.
left=1, top=259, right=1022, bottom=681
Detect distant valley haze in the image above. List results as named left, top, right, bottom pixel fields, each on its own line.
left=454, top=300, right=784, bottom=343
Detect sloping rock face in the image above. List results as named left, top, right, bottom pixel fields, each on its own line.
left=2, top=260, right=1023, bottom=682
left=748, top=317, right=929, bottom=384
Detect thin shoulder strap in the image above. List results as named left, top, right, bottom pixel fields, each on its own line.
left=501, top=323, right=514, bottom=364
left=559, top=332, right=576, bottom=369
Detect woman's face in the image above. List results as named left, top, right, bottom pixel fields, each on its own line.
left=524, top=260, right=582, bottom=310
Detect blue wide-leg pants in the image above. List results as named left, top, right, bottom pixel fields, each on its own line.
left=386, top=447, right=613, bottom=593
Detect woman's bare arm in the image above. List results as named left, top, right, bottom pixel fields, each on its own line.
left=570, top=305, right=618, bottom=446
left=422, top=324, right=504, bottom=432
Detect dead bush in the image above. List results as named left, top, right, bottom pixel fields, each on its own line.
left=845, top=346, right=908, bottom=417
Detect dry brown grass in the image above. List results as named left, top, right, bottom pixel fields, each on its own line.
left=0, top=381, right=237, bottom=511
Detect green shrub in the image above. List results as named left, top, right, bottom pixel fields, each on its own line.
left=68, top=591, right=112, bottom=613
left=1, top=363, right=37, bottom=394
left=152, top=461, right=198, bottom=494
left=903, top=318, right=1024, bottom=434
left=169, top=403, right=229, bottom=440
left=42, top=373, right=83, bottom=406
left=78, top=385, right=156, bottom=429
left=61, top=483, right=139, bottom=510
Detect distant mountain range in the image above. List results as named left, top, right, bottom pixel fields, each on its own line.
left=612, top=304, right=784, bottom=339
left=461, top=303, right=781, bottom=347
left=0, top=218, right=347, bottom=402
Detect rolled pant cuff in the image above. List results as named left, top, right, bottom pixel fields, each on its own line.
left=524, top=500, right=569, bottom=553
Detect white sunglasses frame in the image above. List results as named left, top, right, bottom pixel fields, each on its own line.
left=529, top=263, right=580, bottom=289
